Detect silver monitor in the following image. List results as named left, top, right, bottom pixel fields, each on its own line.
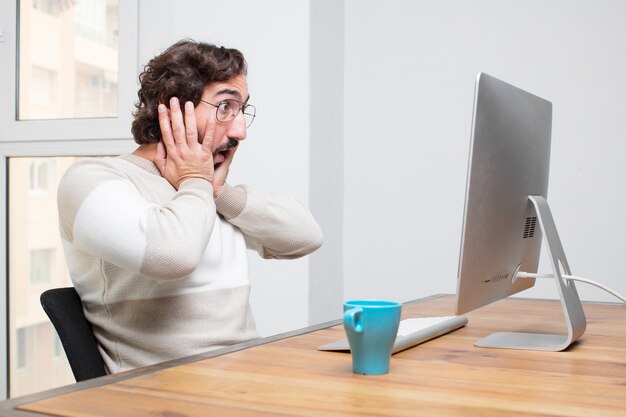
left=455, top=73, right=586, bottom=351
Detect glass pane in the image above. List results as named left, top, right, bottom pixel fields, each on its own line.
left=30, top=249, right=55, bottom=284
left=8, top=157, right=78, bottom=398
left=18, top=0, right=119, bottom=120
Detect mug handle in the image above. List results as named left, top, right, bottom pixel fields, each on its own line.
left=344, top=307, right=364, bottom=334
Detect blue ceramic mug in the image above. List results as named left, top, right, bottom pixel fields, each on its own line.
left=343, top=300, right=402, bottom=375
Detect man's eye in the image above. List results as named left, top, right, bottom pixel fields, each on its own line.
left=218, top=101, right=231, bottom=112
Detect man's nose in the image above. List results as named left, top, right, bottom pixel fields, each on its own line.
left=227, top=111, right=247, bottom=141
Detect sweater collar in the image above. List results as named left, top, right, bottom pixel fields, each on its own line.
left=118, top=154, right=161, bottom=176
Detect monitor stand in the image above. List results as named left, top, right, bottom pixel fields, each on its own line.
left=474, top=195, right=587, bottom=351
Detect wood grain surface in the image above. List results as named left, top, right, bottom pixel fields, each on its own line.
left=9, top=295, right=626, bottom=417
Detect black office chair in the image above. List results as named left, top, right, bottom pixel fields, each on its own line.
left=40, top=287, right=107, bottom=382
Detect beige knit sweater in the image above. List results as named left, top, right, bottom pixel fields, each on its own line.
left=57, top=154, right=322, bottom=373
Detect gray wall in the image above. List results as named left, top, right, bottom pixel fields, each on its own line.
left=22, top=0, right=624, bottom=332
left=9, top=0, right=623, bottom=341
left=308, top=1, right=345, bottom=325
left=340, top=0, right=626, bottom=306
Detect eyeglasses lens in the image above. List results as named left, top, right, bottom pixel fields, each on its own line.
left=243, top=104, right=256, bottom=128
left=214, top=100, right=255, bottom=127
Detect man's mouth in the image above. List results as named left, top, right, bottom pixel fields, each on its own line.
left=213, top=139, right=238, bottom=166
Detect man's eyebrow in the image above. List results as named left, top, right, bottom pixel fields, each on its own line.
left=214, top=89, right=250, bottom=103
left=215, top=89, right=242, bottom=99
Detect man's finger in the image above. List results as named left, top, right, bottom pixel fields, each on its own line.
left=154, top=141, right=167, bottom=175
left=201, top=116, right=217, bottom=153
left=184, top=101, right=199, bottom=148
left=157, top=103, right=175, bottom=148
left=169, top=97, right=186, bottom=144
left=221, top=145, right=237, bottom=169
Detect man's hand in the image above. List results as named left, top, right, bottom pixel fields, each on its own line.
left=155, top=97, right=215, bottom=189
left=212, top=145, right=238, bottom=198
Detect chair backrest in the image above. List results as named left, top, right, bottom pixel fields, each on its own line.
left=40, top=287, right=107, bottom=381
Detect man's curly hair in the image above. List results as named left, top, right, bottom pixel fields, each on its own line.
left=131, top=39, right=247, bottom=144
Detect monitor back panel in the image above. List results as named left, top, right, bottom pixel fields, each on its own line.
left=456, top=73, right=553, bottom=314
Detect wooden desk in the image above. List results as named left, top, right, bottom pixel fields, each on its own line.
left=2, top=295, right=625, bottom=417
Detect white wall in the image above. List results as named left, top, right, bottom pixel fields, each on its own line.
left=137, top=0, right=312, bottom=336
left=342, top=0, right=626, bottom=305
left=2, top=3, right=624, bottom=386
left=308, top=1, right=345, bottom=325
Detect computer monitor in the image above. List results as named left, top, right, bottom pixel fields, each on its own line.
left=455, top=73, right=586, bottom=351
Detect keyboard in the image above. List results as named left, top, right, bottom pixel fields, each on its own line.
left=317, top=316, right=468, bottom=354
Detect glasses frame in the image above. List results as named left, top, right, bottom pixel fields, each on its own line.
left=199, top=99, right=256, bottom=128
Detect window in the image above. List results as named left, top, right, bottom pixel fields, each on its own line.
left=18, top=0, right=119, bottom=120
left=16, top=329, right=28, bottom=370
left=28, top=66, right=57, bottom=109
left=32, top=0, right=57, bottom=15
left=75, top=63, right=117, bottom=117
left=9, top=157, right=77, bottom=397
left=53, top=334, right=63, bottom=358
left=0, top=0, right=137, bottom=399
left=29, top=159, right=55, bottom=193
left=29, top=249, right=55, bottom=285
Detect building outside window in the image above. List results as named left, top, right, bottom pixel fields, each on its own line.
left=5, top=0, right=121, bottom=398
left=8, top=157, right=77, bottom=397
left=29, top=249, right=55, bottom=285
left=18, top=0, right=119, bottom=120
left=29, top=159, right=55, bottom=194
left=16, top=329, right=28, bottom=371
left=0, top=0, right=136, bottom=399
left=53, top=334, right=63, bottom=358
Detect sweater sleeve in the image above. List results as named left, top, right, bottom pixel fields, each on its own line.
left=57, top=159, right=217, bottom=281
left=214, top=183, right=323, bottom=259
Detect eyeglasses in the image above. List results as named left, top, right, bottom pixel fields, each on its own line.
left=199, top=98, right=256, bottom=128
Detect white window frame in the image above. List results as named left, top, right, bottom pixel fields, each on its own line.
left=0, top=0, right=139, bottom=399
left=0, top=0, right=139, bottom=142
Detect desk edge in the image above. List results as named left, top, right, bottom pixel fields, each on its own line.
left=0, top=294, right=450, bottom=416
